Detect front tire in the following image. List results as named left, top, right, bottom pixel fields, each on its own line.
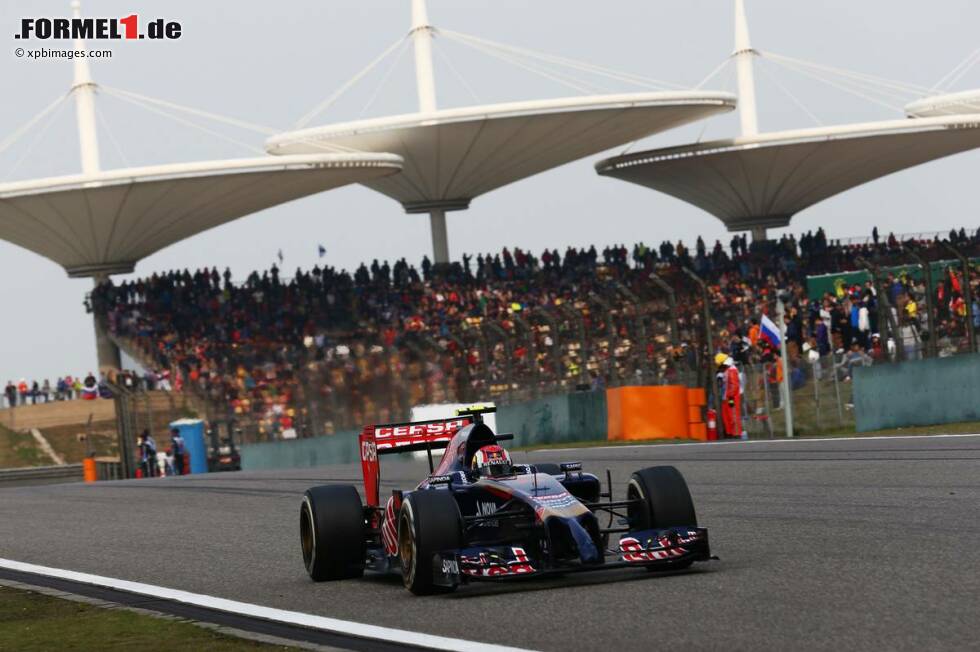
left=627, top=466, right=698, bottom=569
left=300, top=485, right=366, bottom=581
left=398, top=490, right=463, bottom=595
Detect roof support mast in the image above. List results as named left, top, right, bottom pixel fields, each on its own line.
left=411, top=0, right=450, bottom=264
left=734, top=0, right=767, bottom=241
left=411, top=0, right=438, bottom=114
left=71, top=0, right=101, bottom=175
left=734, top=0, right=759, bottom=138
left=70, top=1, right=120, bottom=372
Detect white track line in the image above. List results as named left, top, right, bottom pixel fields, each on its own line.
left=0, top=558, right=533, bottom=652
left=542, top=432, right=980, bottom=454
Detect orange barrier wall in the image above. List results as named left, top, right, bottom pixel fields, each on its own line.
left=687, top=388, right=707, bottom=407
left=607, top=386, right=691, bottom=441
left=688, top=423, right=708, bottom=441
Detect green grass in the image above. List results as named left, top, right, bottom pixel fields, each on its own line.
left=0, top=423, right=45, bottom=468
left=0, top=585, right=294, bottom=651
left=38, top=421, right=118, bottom=464
left=812, top=420, right=980, bottom=438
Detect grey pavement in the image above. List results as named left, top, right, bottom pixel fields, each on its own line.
left=1, top=435, right=978, bottom=651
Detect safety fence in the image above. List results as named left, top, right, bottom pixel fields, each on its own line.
left=738, top=353, right=857, bottom=438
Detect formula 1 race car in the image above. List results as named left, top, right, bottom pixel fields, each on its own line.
left=299, top=406, right=711, bottom=594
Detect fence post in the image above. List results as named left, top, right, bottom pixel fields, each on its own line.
left=444, top=333, right=472, bottom=403
left=831, top=351, right=844, bottom=427
left=512, top=314, right=539, bottom=398
left=558, top=303, right=589, bottom=387
left=110, top=381, right=136, bottom=479
left=857, top=255, right=905, bottom=362
left=775, top=297, right=795, bottom=438
left=589, top=292, right=619, bottom=386
left=761, top=362, right=774, bottom=438
left=533, top=308, right=564, bottom=391
left=900, top=243, right=938, bottom=358
left=812, top=357, right=821, bottom=432
left=483, top=322, right=514, bottom=401
left=613, top=281, right=653, bottom=384
left=681, top=267, right=715, bottom=415
left=649, top=273, right=681, bottom=348
left=940, top=240, right=977, bottom=353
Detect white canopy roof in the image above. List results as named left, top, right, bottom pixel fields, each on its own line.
left=0, top=153, right=402, bottom=277
left=266, top=91, right=736, bottom=212
left=905, top=89, right=980, bottom=117
left=595, top=115, right=980, bottom=233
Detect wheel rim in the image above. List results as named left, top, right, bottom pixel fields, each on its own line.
left=300, top=501, right=315, bottom=570
left=627, top=479, right=646, bottom=529
left=398, top=510, right=416, bottom=587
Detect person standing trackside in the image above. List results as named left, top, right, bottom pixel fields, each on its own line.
left=4, top=381, right=16, bottom=408
left=138, top=429, right=157, bottom=477
left=170, top=427, right=186, bottom=476
left=716, top=353, right=745, bottom=439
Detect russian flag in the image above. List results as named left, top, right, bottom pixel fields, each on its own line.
left=760, top=314, right=781, bottom=348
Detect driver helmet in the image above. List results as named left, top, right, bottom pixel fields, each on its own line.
left=471, top=445, right=512, bottom=478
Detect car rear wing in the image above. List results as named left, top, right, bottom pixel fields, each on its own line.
left=359, top=416, right=473, bottom=507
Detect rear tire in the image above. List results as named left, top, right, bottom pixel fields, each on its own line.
left=398, top=490, right=463, bottom=595
left=627, top=466, right=697, bottom=570
left=300, top=485, right=365, bottom=581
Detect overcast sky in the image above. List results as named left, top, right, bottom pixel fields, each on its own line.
left=1, top=0, right=978, bottom=383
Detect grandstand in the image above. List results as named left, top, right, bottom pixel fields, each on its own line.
left=2, top=2, right=979, bottom=446
left=92, top=226, right=980, bottom=441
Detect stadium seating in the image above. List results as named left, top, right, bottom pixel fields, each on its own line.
left=92, top=226, right=980, bottom=441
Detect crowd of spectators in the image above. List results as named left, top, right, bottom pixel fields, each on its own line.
left=91, top=225, right=980, bottom=439
left=1, top=369, right=174, bottom=410
left=3, top=374, right=99, bottom=408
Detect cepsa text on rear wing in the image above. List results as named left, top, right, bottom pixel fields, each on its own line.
left=359, top=417, right=473, bottom=506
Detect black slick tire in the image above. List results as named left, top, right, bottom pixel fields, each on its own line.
left=397, top=490, right=463, bottom=595
left=300, top=485, right=365, bottom=581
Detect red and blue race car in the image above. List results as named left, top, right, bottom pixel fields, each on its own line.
left=300, top=406, right=711, bottom=595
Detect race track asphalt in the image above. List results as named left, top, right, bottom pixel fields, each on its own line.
left=2, top=434, right=979, bottom=651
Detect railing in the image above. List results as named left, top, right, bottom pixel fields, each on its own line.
left=0, top=464, right=83, bottom=486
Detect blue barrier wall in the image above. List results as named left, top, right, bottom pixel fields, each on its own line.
left=853, top=353, right=980, bottom=432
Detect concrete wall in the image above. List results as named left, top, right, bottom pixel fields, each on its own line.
left=241, top=393, right=608, bottom=471
left=853, top=354, right=980, bottom=431
left=495, top=391, right=607, bottom=447
left=240, top=387, right=699, bottom=470
left=241, top=430, right=359, bottom=470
